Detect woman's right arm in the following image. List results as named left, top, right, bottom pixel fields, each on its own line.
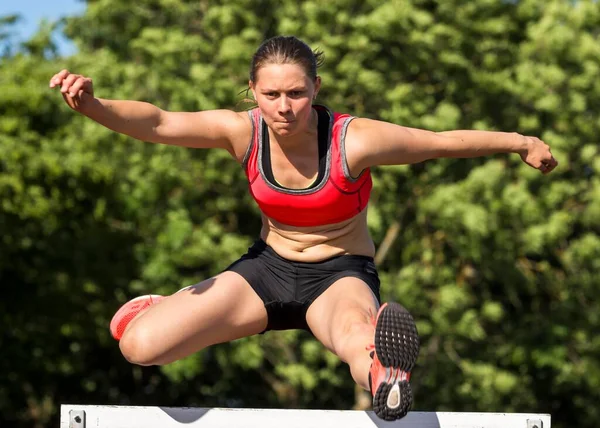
left=49, top=69, right=247, bottom=154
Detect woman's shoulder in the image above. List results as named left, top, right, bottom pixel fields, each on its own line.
left=192, top=109, right=252, bottom=162
left=226, top=110, right=254, bottom=162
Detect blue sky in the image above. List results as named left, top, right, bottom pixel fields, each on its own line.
left=1, top=0, right=86, bottom=55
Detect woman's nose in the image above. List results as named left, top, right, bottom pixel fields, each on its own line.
left=278, top=96, right=291, bottom=114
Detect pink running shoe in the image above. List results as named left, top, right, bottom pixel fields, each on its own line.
left=367, top=302, right=420, bottom=421
left=109, top=295, right=165, bottom=340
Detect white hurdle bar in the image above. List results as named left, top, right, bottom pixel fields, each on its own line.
left=60, top=405, right=551, bottom=428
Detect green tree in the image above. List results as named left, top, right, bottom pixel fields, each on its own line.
left=1, top=1, right=599, bottom=427
left=0, top=14, right=20, bottom=57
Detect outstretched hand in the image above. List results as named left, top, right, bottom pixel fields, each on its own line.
left=518, top=135, right=558, bottom=174
left=49, top=69, right=94, bottom=111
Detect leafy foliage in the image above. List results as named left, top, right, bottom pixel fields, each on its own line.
left=1, top=1, right=599, bottom=428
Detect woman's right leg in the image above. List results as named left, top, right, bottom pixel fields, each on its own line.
left=118, top=271, right=268, bottom=366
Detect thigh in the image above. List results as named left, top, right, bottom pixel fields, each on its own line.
left=123, top=271, right=268, bottom=364
left=305, top=276, right=379, bottom=355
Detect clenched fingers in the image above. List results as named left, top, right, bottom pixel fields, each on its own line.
left=539, top=155, right=559, bottom=175
left=49, top=69, right=71, bottom=88
left=67, top=76, right=92, bottom=97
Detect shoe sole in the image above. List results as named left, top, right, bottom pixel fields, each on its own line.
left=109, top=295, right=163, bottom=340
left=372, top=302, right=420, bottom=421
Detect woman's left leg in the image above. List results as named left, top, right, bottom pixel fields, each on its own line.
left=305, top=277, right=379, bottom=390
left=306, top=277, right=420, bottom=421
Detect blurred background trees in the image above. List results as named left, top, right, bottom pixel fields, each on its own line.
left=1, top=1, right=599, bottom=427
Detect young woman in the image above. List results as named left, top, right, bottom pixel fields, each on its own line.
left=49, top=35, right=557, bottom=421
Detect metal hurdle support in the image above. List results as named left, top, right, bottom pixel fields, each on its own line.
left=60, top=404, right=551, bottom=427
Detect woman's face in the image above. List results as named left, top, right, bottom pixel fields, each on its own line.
left=250, top=63, right=321, bottom=137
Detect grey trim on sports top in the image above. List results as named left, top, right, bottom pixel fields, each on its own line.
left=339, top=116, right=365, bottom=182
left=241, top=110, right=255, bottom=168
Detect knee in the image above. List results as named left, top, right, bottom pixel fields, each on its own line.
left=119, top=325, right=161, bottom=366
left=333, top=317, right=375, bottom=361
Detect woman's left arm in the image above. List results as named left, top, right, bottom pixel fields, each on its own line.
left=347, top=118, right=558, bottom=174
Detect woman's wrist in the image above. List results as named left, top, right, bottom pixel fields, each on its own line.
left=511, top=132, right=529, bottom=156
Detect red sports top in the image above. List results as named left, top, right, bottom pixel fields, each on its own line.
left=242, top=105, right=372, bottom=227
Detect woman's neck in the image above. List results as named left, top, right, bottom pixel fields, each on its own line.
left=269, top=108, right=319, bottom=152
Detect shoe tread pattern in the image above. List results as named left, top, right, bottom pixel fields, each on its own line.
left=372, top=302, right=420, bottom=421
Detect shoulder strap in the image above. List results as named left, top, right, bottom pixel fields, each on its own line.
left=241, top=108, right=261, bottom=170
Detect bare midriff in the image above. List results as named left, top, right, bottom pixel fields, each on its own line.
left=260, top=209, right=376, bottom=262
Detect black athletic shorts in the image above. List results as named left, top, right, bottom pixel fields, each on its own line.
left=224, top=239, right=381, bottom=333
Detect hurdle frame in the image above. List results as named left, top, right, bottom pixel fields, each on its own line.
left=60, top=404, right=551, bottom=427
